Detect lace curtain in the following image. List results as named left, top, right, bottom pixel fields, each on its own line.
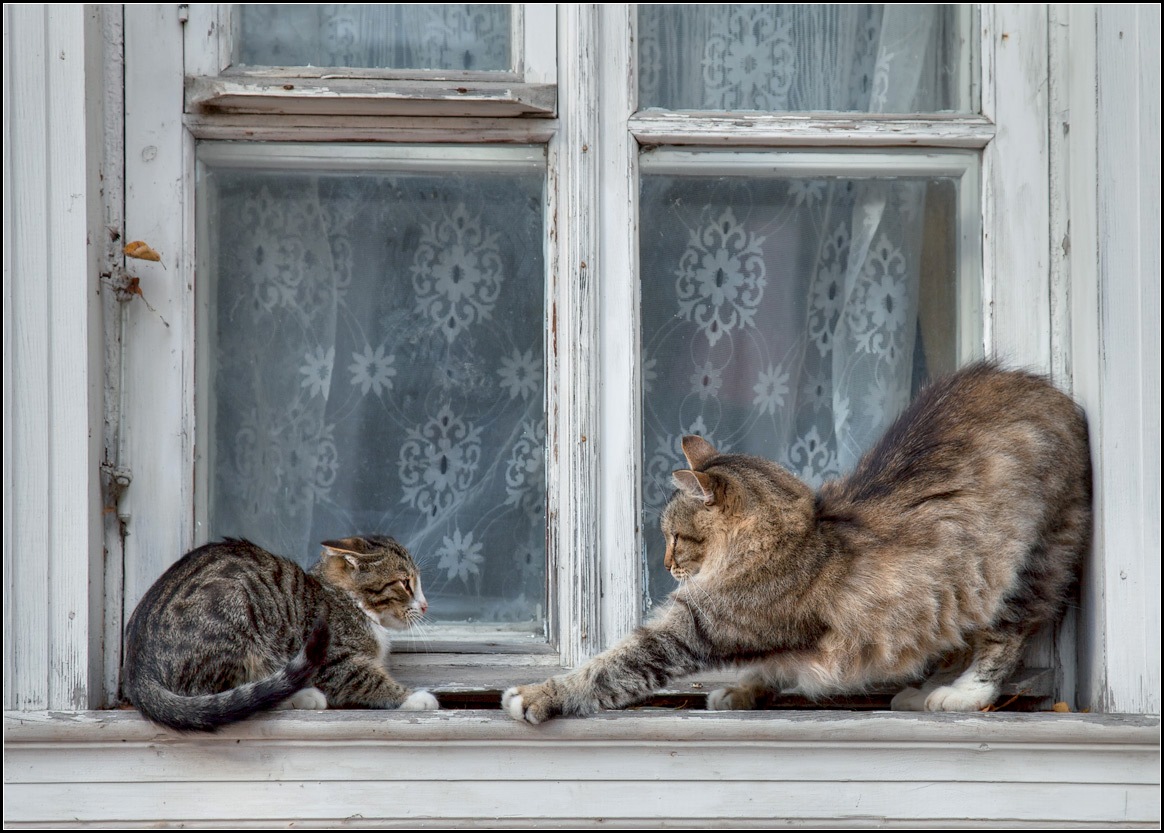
left=204, top=165, right=546, bottom=627
left=235, top=4, right=511, bottom=72
left=638, top=5, right=968, bottom=603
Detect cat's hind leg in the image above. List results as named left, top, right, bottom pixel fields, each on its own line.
left=278, top=686, right=328, bottom=710
left=707, top=657, right=798, bottom=711
left=923, top=627, right=1028, bottom=712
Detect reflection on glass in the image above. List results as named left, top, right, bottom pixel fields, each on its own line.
left=638, top=5, right=974, bottom=113
left=640, top=174, right=961, bottom=604
left=234, top=4, right=512, bottom=72
left=199, top=155, right=545, bottom=629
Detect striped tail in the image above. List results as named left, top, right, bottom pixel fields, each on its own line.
left=129, top=617, right=330, bottom=732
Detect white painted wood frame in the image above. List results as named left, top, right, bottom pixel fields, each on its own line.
left=5, top=710, right=1159, bottom=827
left=2, top=0, right=1157, bottom=746
left=1081, top=3, right=1161, bottom=715
left=2, top=3, right=103, bottom=711
left=183, top=4, right=558, bottom=118
left=4, top=3, right=1163, bottom=828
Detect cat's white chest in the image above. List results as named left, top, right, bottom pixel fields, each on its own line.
left=367, top=619, right=393, bottom=665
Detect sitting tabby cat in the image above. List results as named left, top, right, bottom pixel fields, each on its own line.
left=504, top=362, right=1091, bottom=722
left=122, top=535, right=439, bottom=731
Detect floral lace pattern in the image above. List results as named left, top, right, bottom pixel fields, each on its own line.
left=637, top=5, right=969, bottom=606
left=411, top=204, right=504, bottom=344
left=641, top=171, right=956, bottom=606
left=675, top=207, right=767, bottom=346
left=206, top=167, right=545, bottom=626
left=638, top=5, right=968, bottom=113
left=236, top=4, right=511, bottom=72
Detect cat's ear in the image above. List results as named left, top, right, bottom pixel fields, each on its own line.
left=681, top=435, right=717, bottom=470
left=673, top=469, right=716, bottom=506
left=321, top=540, right=362, bottom=571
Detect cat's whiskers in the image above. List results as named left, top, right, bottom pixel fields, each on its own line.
left=405, top=612, right=435, bottom=653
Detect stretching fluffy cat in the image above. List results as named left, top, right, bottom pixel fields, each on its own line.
left=504, top=362, right=1091, bottom=722
left=122, top=535, right=439, bottom=731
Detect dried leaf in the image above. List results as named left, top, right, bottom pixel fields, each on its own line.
left=123, top=240, right=161, bottom=262
left=1052, top=701, right=1071, bottom=713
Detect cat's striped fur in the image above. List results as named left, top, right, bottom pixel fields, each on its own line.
left=122, top=535, right=439, bottom=731
left=504, top=362, right=1091, bottom=722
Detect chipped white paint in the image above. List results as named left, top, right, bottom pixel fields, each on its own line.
left=551, top=3, right=602, bottom=665
left=979, top=4, right=1063, bottom=693
left=2, top=3, right=101, bottom=711
left=522, top=3, right=558, bottom=86
left=1090, top=4, right=1161, bottom=716
left=629, top=114, right=997, bottom=148
left=185, top=76, right=557, bottom=118
left=596, top=3, right=643, bottom=646
left=981, top=5, right=1052, bottom=370
left=183, top=113, right=557, bottom=144
left=97, top=3, right=128, bottom=710
left=120, top=4, right=197, bottom=633
left=3, top=711, right=1159, bottom=826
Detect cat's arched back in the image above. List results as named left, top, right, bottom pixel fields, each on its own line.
left=504, top=362, right=1091, bottom=722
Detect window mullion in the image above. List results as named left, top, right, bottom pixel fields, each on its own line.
left=550, top=3, right=602, bottom=666
left=596, top=3, right=643, bottom=648
left=121, top=2, right=198, bottom=664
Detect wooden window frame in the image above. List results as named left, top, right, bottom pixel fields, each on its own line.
left=108, top=2, right=1080, bottom=702
left=4, top=2, right=1155, bottom=719
left=3, top=3, right=1161, bottom=827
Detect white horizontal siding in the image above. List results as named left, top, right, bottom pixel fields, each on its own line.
left=3, top=710, right=1159, bottom=827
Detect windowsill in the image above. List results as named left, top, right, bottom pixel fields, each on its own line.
left=185, top=75, right=557, bottom=117
left=5, top=708, right=1158, bottom=826
left=5, top=706, right=1156, bottom=742
left=387, top=660, right=1057, bottom=711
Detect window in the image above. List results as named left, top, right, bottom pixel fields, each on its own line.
left=109, top=4, right=1065, bottom=706
left=7, top=4, right=1161, bottom=826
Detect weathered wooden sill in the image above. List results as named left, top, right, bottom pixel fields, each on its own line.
left=388, top=661, right=1055, bottom=711
left=186, top=76, right=557, bottom=117
left=5, top=709, right=1158, bottom=827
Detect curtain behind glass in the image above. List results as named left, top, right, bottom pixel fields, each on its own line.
left=639, top=5, right=969, bottom=113
left=235, top=4, right=512, bottom=71
left=639, top=7, right=969, bottom=605
left=204, top=165, right=545, bottom=627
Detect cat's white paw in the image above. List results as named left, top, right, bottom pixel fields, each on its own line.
left=502, top=683, right=562, bottom=724
left=282, top=686, right=328, bottom=710
left=707, top=686, right=755, bottom=710
left=399, top=690, right=440, bottom=710
left=502, top=687, right=528, bottom=722
left=924, top=679, right=997, bottom=712
left=890, top=686, right=928, bottom=711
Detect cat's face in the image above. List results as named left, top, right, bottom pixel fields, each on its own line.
left=661, top=501, right=710, bottom=582
left=320, top=535, right=428, bottom=630
left=661, top=435, right=815, bottom=583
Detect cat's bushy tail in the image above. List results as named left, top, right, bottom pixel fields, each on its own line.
left=127, top=616, right=330, bottom=732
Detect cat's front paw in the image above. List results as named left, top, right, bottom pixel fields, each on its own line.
left=924, top=679, right=997, bottom=712
left=399, top=689, right=440, bottom=710
left=502, top=681, right=562, bottom=725
left=707, top=686, right=756, bottom=710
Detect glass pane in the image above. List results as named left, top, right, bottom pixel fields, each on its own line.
left=638, top=4, right=975, bottom=113
left=198, top=148, right=546, bottom=633
left=640, top=170, right=966, bottom=606
left=234, top=4, right=512, bottom=72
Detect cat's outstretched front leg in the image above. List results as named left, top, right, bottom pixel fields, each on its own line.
left=319, top=659, right=440, bottom=711
left=504, top=599, right=714, bottom=724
